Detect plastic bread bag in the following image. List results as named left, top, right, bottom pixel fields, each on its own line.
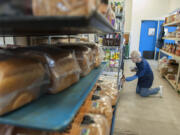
left=90, top=95, right=113, bottom=126
left=55, top=44, right=93, bottom=77
left=98, top=76, right=118, bottom=89
left=94, top=85, right=118, bottom=106
left=82, top=42, right=102, bottom=68
left=0, top=50, right=50, bottom=115
left=6, top=46, right=81, bottom=94
left=80, top=114, right=110, bottom=135
left=32, top=0, right=101, bottom=16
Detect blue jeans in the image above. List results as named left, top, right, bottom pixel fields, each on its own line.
left=136, top=86, right=160, bottom=97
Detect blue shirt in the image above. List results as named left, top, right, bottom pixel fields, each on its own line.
left=136, top=59, right=154, bottom=88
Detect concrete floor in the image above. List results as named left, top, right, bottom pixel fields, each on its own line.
left=114, top=60, right=180, bottom=135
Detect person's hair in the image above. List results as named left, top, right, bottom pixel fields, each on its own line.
left=131, top=51, right=141, bottom=59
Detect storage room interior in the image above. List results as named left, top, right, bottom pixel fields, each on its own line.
left=0, top=0, right=179, bottom=135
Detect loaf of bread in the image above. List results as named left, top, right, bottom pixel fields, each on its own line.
left=32, top=0, right=101, bottom=16
left=80, top=114, right=110, bottom=135
left=90, top=95, right=113, bottom=126
left=83, top=43, right=102, bottom=68
left=0, top=53, right=50, bottom=116
left=95, top=84, right=118, bottom=106
left=55, top=44, right=93, bottom=77
left=8, top=46, right=81, bottom=94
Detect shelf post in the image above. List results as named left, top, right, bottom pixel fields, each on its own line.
left=176, top=63, right=180, bottom=91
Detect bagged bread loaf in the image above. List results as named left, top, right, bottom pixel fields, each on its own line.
left=80, top=114, right=110, bottom=135
left=0, top=52, right=50, bottom=115
left=95, top=84, right=118, bottom=106
left=90, top=95, right=113, bottom=126
left=32, top=0, right=101, bottom=16
left=83, top=43, right=102, bottom=68
left=55, top=44, right=93, bottom=77
left=7, top=46, right=81, bottom=94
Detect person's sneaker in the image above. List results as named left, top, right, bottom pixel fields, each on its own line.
left=159, top=86, right=163, bottom=98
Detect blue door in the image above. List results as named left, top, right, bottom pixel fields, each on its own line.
left=139, top=20, right=158, bottom=59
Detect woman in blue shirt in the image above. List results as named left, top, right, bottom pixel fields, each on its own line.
left=125, top=51, right=163, bottom=97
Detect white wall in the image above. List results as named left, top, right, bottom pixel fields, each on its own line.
left=169, top=0, right=180, bottom=13
left=130, top=0, right=170, bottom=53
left=124, top=0, right=132, bottom=33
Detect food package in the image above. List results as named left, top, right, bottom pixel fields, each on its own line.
left=7, top=46, right=81, bottom=94
left=167, top=64, right=178, bottom=74
left=98, top=3, right=108, bottom=16
left=158, top=57, right=168, bottom=71
left=55, top=44, right=93, bottom=77
left=176, top=45, right=180, bottom=56
left=0, top=52, right=50, bottom=115
left=32, top=0, right=101, bottom=16
left=90, top=95, right=113, bottom=126
left=94, top=84, right=118, bottom=106
left=160, top=67, right=168, bottom=77
left=83, top=43, right=102, bottom=68
left=165, top=14, right=176, bottom=24
left=80, top=114, right=110, bottom=135
left=167, top=74, right=176, bottom=80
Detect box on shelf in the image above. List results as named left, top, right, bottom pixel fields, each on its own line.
left=165, top=14, right=177, bottom=24
left=123, top=33, right=130, bottom=45
left=167, top=74, right=176, bottom=80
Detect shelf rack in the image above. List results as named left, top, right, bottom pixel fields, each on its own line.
left=0, top=11, right=115, bottom=36
left=0, top=63, right=106, bottom=132
left=163, top=20, right=180, bottom=27
left=164, top=75, right=177, bottom=90
left=162, top=37, right=180, bottom=41
left=158, top=49, right=180, bottom=92
left=0, top=2, right=121, bottom=134
left=158, top=19, right=180, bottom=92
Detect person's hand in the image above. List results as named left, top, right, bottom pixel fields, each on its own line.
left=121, top=75, right=126, bottom=83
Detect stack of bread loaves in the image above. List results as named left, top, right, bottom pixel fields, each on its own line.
left=90, top=95, right=113, bottom=126
left=6, top=46, right=81, bottom=94
left=32, top=0, right=101, bottom=16
left=56, top=44, right=94, bottom=77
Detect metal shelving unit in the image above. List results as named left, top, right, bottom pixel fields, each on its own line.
left=163, top=20, right=180, bottom=27
left=0, top=11, right=115, bottom=36
left=101, top=0, right=125, bottom=91
left=159, top=49, right=180, bottom=92
left=0, top=63, right=106, bottom=132
left=158, top=18, right=180, bottom=92
left=0, top=2, right=122, bottom=134
left=162, top=37, right=180, bottom=41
